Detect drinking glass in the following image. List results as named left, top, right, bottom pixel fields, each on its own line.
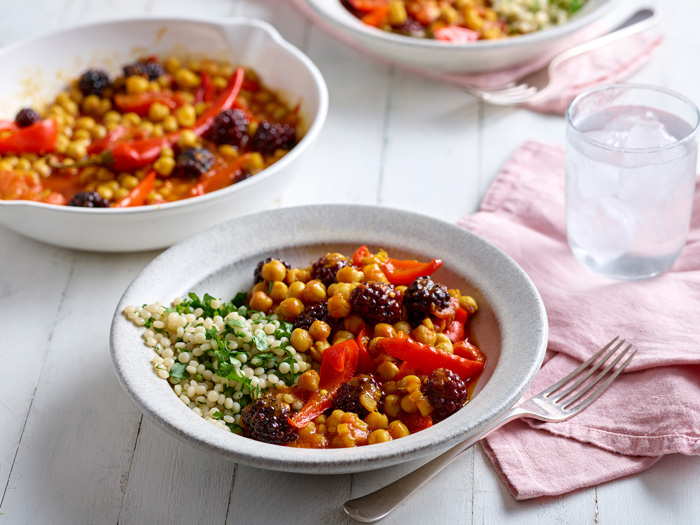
left=565, top=84, right=699, bottom=280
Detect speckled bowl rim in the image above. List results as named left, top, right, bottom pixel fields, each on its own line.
left=110, top=204, right=548, bottom=474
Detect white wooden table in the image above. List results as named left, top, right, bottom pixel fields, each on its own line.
left=2, top=0, right=699, bottom=523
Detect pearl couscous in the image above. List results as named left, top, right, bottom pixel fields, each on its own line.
left=124, top=292, right=312, bottom=434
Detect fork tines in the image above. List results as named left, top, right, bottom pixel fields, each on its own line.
left=544, top=336, right=637, bottom=411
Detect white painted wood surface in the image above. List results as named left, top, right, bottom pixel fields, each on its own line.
left=1, top=0, right=698, bottom=523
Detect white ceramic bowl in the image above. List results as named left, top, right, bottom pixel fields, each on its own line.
left=307, top=0, right=617, bottom=72
left=110, top=204, right=548, bottom=474
left=0, top=18, right=328, bottom=252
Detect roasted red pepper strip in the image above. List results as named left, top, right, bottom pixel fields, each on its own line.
left=352, top=245, right=372, bottom=267
left=114, top=92, right=184, bottom=116
left=379, top=257, right=442, bottom=286
left=444, top=307, right=468, bottom=343
left=241, top=78, right=260, bottom=92
left=355, top=326, right=377, bottom=373
left=453, top=340, right=486, bottom=364
left=289, top=339, right=359, bottom=428
left=87, top=125, right=128, bottom=155
left=361, top=5, right=389, bottom=27
left=113, top=170, right=156, bottom=208
left=348, top=0, right=388, bottom=13
left=194, top=72, right=215, bottom=103
left=377, top=337, right=483, bottom=381
left=109, top=137, right=169, bottom=172
left=189, top=153, right=250, bottom=197
left=0, top=119, right=58, bottom=154
left=191, top=66, right=245, bottom=137
left=399, top=412, right=433, bottom=433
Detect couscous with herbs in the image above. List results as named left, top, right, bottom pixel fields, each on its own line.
left=126, top=246, right=487, bottom=448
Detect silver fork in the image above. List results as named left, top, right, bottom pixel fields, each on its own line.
left=465, top=8, right=657, bottom=105
left=344, top=336, right=636, bottom=523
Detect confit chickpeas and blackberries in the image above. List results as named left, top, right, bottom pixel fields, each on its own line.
left=0, top=56, right=299, bottom=207
left=124, top=246, right=485, bottom=448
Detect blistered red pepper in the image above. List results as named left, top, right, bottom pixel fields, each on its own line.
left=453, top=340, right=486, bottom=364
left=377, top=337, right=483, bottom=381
left=0, top=120, right=18, bottom=132
left=353, top=245, right=372, bottom=267
left=444, top=307, right=468, bottom=343
left=114, top=91, right=185, bottom=116
left=194, top=72, right=215, bottom=104
left=355, top=325, right=377, bottom=374
left=379, top=256, right=443, bottom=286
left=191, top=66, right=245, bottom=137
left=361, top=5, right=389, bottom=27
left=109, top=137, right=170, bottom=172
left=113, top=170, right=156, bottom=208
left=399, top=412, right=433, bottom=433
left=189, top=153, right=250, bottom=197
left=347, top=0, right=388, bottom=13
left=289, top=339, right=359, bottom=429
left=0, top=119, right=58, bottom=154
left=87, top=125, right=128, bottom=155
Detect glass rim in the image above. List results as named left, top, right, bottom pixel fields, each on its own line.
left=565, top=83, right=700, bottom=153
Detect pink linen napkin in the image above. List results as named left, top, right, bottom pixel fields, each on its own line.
left=456, top=141, right=700, bottom=500
left=291, top=0, right=663, bottom=114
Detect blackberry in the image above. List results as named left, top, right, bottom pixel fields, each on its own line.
left=15, top=108, right=41, bottom=128
left=332, top=374, right=384, bottom=419
left=67, top=191, right=110, bottom=208
left=423, top=368, right=469, bottom=422
left=207, top=109, right=250, bottom=147
left=78, top=69, right=111, bottom=96
left=403, top=277, right=450, bottom=326
left=253, top=257, right=290, bottom=284
left=123, top=59, right=166, bottom=81
left=310, top=253, right=351, bottom=287
left=173, top=147, right=215, bottom=178
left=240, top=395, right=298, bottom=444
left=349, top=282, right=402, bottom=326
left=248, top=120, right=296, bottom=156
left=294, top=301, right=334, bottom=331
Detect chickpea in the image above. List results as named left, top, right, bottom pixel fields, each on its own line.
left=302, top=280, right=327, bottom=304
left=362, top=264, right=389, bottom=283
left=435, top=333, right=454, bottom=354
left=261, top=260, right=287, bottom=282
left=368, top=429, right=392, bottom=445
left=218, top=144, right=238, bottom=160
left=149, top=102, right=171, bottom=122
left=160, top=146, right=174, bottom=158
left=331, top=282, right=354, bottom=301
left=119, top=173, right=139, bottom=189
left=103, top=110, right=121, bottom=124
left=384, top=395, right=401, bottom=418
left=114, top=187, right=129, bottom=200
left=153, top=156, right=175, bottom=177
left=65, top=141, right=87, bottom=160
left=249, top=291, right=273, bottom=312
left=393, top=321, right=412, bottom=335
left=268, top=281, right=288, bottom=303
left=412, top=323, right=437, bottom=346
left=343, top=314, right=364, bottom=334
left=164, top=56, right=181, bottom=73
left=398, top=375, right=422, bottom=394
left=177, top=130, right=198, bottom=149
left=96, top=184, right=114, bottom=200
left=126, top=75, right=149, bottom=94
left=327, top=295, right=351, bottom=319
left=332, top=330, right=354, bottom=345
left=91, top=124, right=107, bottom=140
left=162, top=115, right=179, bottom=133
left=387, top=420, right=410, bottom=439
left=174, top=104, right=197, bottom=128
left=460, top=294, right=478, bottom=314
left=81, top=94, right=101, bottom=114
left=336, top=266, right=364, bottom=283
left=121, top=112, right=141, bottom=127
left=252, top=282, right=268, bottom=294
left=244, top=152, right=265, bottom=173
left=310, top=340, right=330, bottom=363
left=277, top=298, right=304, bottom=320
left=287, top=281, right=305, bottom=300
left=376, top=361, right=399, bottom=381
left=174, top=69, right=201, bottom=89
left=96, top=168, right=114, bottom=181
left=297, top=370, right=320, bottom=392
left=291, top=328, right=313, bottom=352
left=373, top=323, right=396, bottom=338
left=308, top=320, right=331, bottom=341
left=364, top=412, right=389, bottom=431
left=75, top=116, right=95, bottom=130
left=400, top=394, right=419, bottom=414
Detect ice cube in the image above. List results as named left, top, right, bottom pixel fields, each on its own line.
left=567, top=149, right=619, bottom=200
left=624, top=122, right=678, bottom=149
left=568, top=197, right=636, bottom=264
left=617, top=160, right=684, bottom=210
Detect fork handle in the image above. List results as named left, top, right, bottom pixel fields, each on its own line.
left=551, top=8, right=657, bottom=68
left=343, top=405, right=531, bottom=523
